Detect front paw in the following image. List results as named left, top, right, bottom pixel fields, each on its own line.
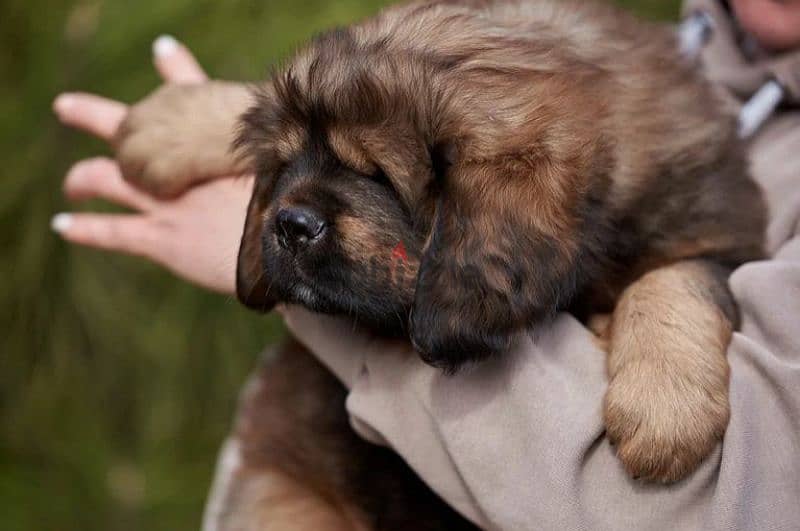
left=115, top=81, right=251, bottom=197
left=603, top=360, right=730, bottom=483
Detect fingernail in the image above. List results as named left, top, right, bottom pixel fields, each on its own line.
left=51, top=213, right=73, bottom=233
left=53, top=93, right=76, bottom=115
left=153, top=34, right=179, bottom=58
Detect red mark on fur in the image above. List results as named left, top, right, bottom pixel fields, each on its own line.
left=392, top=241, right=408, bottom=261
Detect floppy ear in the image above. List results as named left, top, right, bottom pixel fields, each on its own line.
left=234, top=85, right=282, bottom=312
left=409, top=153, right=606, bottom=372
left=236, top=173, right=279, bottom=312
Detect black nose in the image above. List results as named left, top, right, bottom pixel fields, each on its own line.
left=275, top=207, right=326, bottom=250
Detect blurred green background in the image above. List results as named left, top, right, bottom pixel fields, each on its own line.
left=0, top=1, right=679, bottom=529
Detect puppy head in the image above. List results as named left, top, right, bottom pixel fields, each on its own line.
left=236, top=119, right=423, bottom=335
left=236, top=28, right=612, bottom=370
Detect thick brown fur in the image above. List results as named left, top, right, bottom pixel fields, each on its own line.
left=115, top=0, right=767, bottom=527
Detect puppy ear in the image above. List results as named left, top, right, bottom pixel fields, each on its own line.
left=410, top=155, right=605, bottom=372
left=235, top=86, right=282, bottom=312
left=236, top=175, right=278, bottom=312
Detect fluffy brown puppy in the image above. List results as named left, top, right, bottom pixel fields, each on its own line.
left=116, top=0, right=767, bottom=527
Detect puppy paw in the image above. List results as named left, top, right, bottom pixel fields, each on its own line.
left=115, top=81, right=252, bottom=197
left=603, top=358, right=729, bottom=483
left=604, top=352, right=730, bottom=483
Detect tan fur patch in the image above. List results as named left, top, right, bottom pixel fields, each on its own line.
left=115, top=81, right=253, bottom=196
left=337, top=214, right=420, bottom=291
left=327, top=127, right=377, bottom=175
left=274, top=124, right=306, bottom=162
left=335, top=214, right=380, bottom=258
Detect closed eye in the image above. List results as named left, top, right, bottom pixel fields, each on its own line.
left=369, top=167, right=413, bottom=219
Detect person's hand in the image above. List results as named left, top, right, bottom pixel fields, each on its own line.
left=52, top=36, right=252, bottom=294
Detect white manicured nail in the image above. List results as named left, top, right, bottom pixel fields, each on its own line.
left=153, top=35, right=179, bottom=58
left=51, top=213, right=73, bottom=233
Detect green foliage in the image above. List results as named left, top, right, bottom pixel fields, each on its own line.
left=0, top=1, right=679, bottom=529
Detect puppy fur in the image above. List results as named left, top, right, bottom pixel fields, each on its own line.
left=204, top=339, right=476, bottom=531
left=115, top=0, right=767, bottom=527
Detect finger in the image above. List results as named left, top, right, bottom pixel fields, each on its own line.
left=51, top=212, right=158, bottom=258
left=53, top=93, right=128, bottom=141
left=63, top=157, right=155, bottom=212
left=152, top=35, right=209, bottom=84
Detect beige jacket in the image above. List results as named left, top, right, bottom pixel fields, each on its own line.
left=281, top=2, right=800, bottom=529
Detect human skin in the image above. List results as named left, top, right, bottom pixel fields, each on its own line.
left=730, top=0, right=800, bottom=50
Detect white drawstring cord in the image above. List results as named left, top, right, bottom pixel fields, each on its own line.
left=678, top=11, right=714, bottom=60
left=738, top=79, right=784, bottom=138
